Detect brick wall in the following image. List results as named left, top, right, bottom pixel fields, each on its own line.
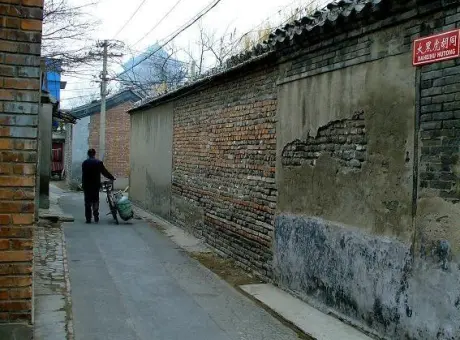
left=172, top=66, right=278, bottom=277
left=88, top=102, right=132, bottom=178
left=282, top=112, right=367, bottom=169
left=0, top=0, right=43, bottom=324
left=276, top=3, right=458, bottom=202
left=419, top=7, right=460, bottom=201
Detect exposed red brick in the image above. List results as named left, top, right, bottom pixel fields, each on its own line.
left=88, top=102, right=134, bottom=178
left=0, top=201, right=34, bottom=213
left=8, top=287, right=31, bottom=299
left=0, top=17, right=20, bottom=29
left=0, top=301, right=31, bottom=311
left=0, top=214, right=10, bottom=225
left=3, top=77, right=39, bottom=89
left=22, top=0, right=43, bottom=6
left=0, top=176, right=35, bottom=187
left=10, top=239, right=32, bottom=250
left=0, top=139, right=14, bottom=150
left=0, top=250, right=32, bottom=262
left=9, top=313, right=31, bottom=322
left=0, top=40, right=17, bottom=52
left=0, top=240, right=9, bottom=250
left=0, top=163, right=13, bottom=174
left=0, top=276, right=31, bottom=287
left=0, top=290, right=8, bottom=300
left=13, top=164, right=35, bottom=175
left=11, top=214, right=33, bottom=225
left=20, top=19, right=41, bottom=31
left=0, top=263, right=32, bottom=275
left=0, top=189, right=34, bottom=200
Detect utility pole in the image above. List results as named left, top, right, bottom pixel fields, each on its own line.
left=94, top=39, right=123, bottom=161
left=99, top=40, right=108, bottom=161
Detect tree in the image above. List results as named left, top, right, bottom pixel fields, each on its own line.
left=113, top=43, right=187, bottom=97
left=182, top=1, right=319, bottom=78
left=181, top=21, right=239, bottom=78
left=42, top=0, right=101, bottom=71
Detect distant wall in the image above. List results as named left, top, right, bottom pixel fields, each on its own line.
left=89, top=102, right=133, bottom=188
left=130, top=103, right=173, bottom=218
left=70, top=116, right=90, bottom=184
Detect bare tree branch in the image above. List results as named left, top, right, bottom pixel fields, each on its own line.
left=42, top=0, right=101, bottom=71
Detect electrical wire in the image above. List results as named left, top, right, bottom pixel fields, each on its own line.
left=118, top=0, right=223, bottom=77
left=61, top=94, right=99, bottom=101
left=131, top=0, right=184, bottom=47
left=113, top=0, right=149, bottom=38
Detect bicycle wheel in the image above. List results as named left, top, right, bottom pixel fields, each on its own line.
left=107, top=194, right=119, bottom=225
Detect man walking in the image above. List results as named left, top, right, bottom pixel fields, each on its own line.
left=82, top=149, right=115, bottom=223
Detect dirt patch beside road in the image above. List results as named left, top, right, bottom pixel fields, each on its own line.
left=190, top=252, right=262, bottom=287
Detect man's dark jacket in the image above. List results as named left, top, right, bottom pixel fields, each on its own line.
left=82, top=157, right=114, bottom=197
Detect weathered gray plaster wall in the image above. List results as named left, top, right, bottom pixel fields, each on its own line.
left=130, top=103, right=173, bottom=218
left=70, top=116, right=89, bottom=183
left=275, top=215, right=460, bottom=339
left=277, top=53, right=415, bottom=239
left=274, top=34, right=421, bottom=337
left=274, top=16, right=460, bottom=338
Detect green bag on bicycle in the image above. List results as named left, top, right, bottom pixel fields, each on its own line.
left=116, top=196, right=134, bottom=221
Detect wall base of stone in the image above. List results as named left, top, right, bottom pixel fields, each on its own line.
left=274, top=214, right=460, bottom=339
left=0, top=324, right=32, bottom=340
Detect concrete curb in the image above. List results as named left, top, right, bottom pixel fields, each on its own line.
left=61, top=227, right=75, bottom=340
left=61, top=226, right=75, bottom=340
left=131, top=204, right=210, bottom=253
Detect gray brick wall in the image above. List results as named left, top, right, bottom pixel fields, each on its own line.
left=418, top=7, right=460, bottom=201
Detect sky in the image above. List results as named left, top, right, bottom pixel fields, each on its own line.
left=60, top=0, right=328, bottom=108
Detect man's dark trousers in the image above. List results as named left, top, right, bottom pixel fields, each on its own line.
left=84, top=189, right=100, bottom=222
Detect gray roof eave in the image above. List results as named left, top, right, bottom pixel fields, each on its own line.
left=71, top=90, right=142, bottom=119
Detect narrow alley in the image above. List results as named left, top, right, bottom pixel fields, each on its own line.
left=56, top=188, right=299, bottom=340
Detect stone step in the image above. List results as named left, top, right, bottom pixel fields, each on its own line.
left=240, top=283, right=375, bottom=340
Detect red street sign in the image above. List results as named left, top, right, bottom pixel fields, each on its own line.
left=413, top=29, right=460, bottom=66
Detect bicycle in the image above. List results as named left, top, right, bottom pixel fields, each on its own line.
left=101, top=180, right=123, bottom=224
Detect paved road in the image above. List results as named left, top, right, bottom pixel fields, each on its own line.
left=60, top=191, right=298, bottom=340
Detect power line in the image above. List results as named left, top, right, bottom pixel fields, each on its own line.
left=118, top=0, right=223, bottom=77
left=132, top=0, right=184, bottom=47
left=63, top=88, right=99, bottom=92
left=113, top=0, right=149, bottom=39
left=61, top=94, right=99, bottom=101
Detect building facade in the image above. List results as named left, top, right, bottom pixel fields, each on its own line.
left=70, top=90, right=141, bottom=189
left=129, top=1, right=460, bottom=338
left=0, top=0, right=44, bottom=325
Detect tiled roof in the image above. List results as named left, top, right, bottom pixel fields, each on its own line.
left=128, top=0, right=401, bottom=113
left=226, top=0, right=384, bottom=67
left=71, top=89, right=142, bottom=119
